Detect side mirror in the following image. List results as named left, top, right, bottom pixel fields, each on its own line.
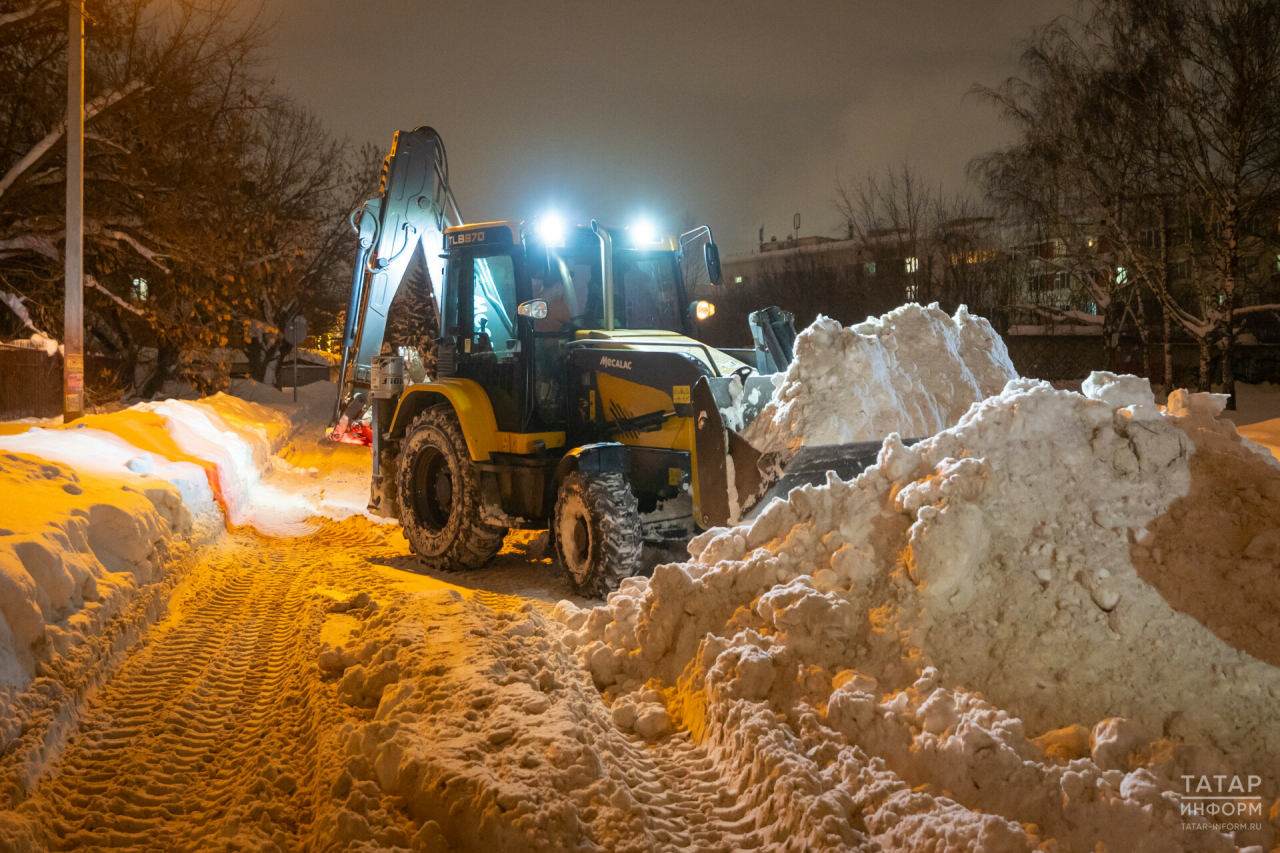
left=517, top=299, right=548, bottom=319
left=704, top=242, right=723, bottom=285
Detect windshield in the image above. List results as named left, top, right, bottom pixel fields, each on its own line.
left=615, top=250, right=683, bottom=332
left=530, top=245, right=601, bottom=331
left=529, top=239, right=685, bottom=334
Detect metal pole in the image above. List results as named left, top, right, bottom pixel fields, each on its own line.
left=63, top=0, right=84, bottom=422
left=293, top=339, right=298, bottom=403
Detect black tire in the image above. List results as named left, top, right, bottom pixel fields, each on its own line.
left=553, top=472, right=643, bottom=598
left=396, top=405, right=506, bottom=570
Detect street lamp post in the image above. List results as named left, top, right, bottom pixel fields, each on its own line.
left=64, top=0, right=84, bottom=422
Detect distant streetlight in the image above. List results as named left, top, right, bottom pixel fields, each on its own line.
left=64, top=0, right=84, bottom=421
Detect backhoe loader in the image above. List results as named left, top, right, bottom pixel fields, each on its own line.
left=332, top=127, right=883, bottom=597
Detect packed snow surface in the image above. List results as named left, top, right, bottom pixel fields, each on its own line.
left=6, top=313, right=1280, bottom=852
left=743, top=303, right=1017, bottom=455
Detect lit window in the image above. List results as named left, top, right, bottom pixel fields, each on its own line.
left=131, top=278, right=149, bottom=301
left=905, top=284, right=919, bottom=301
left=734, top=275, right=743, bottom=284
left=864, top=261, right=876, bottom=276
left=905, top=257, right=919, bottom=274
left=1116, top=267, right=1127, bottom=284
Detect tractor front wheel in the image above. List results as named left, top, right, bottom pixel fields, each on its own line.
left=396, top=404, right=506, bottom=570
left=553, top=472, right=643, bottom=598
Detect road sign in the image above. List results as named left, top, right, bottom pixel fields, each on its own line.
left=284, top=314, right=308, bottom=345
left=284, top=315, right=308, bottom=402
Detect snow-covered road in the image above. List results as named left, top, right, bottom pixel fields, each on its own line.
left=4, top=522, right=421, bottom=851
left=0, top=507, right=586, bottom=852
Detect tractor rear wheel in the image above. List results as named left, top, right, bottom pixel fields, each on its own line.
left=396, top=404, right=506, bottom=570
left=553, top=472, right=643, bottom=598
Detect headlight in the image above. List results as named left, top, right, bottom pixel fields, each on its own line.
left=630, top=219, right=659, bottom=246
left=536, top=213, right=565, bottom=248
left=693, top=300, right=715, bottom=321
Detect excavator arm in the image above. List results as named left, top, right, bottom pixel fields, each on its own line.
left=332, top=126, right=461, bottom=429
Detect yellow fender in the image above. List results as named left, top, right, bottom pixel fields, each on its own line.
left=389, top=379, right=499, bottom=461
left=388, top=379, right=567, bottom=462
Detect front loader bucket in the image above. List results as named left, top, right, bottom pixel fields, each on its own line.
left=692, top=376, right=917, bottom=529
left=691, top=375, right=771, bottom=529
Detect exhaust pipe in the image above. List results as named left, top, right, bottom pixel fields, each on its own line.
left=591, top=220, right=615, bottom=331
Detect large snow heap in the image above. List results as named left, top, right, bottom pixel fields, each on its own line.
left=552, top=371, right=1280, bottom=847
left=742, top=303, right=1017, bottom=455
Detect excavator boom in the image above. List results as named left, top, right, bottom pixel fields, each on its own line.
left=332, top=126, right=459, bottom=427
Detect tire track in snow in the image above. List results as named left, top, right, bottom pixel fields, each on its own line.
left=6, top=522, right=409, bottom=852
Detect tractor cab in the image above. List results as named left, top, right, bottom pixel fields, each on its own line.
left=435, top=219, right=732, bottom=438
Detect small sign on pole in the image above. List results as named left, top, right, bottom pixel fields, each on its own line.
left=284, top=315, right=308, bottom=403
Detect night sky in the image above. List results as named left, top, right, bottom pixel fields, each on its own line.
left=260, top=0, right=1074, bottom=255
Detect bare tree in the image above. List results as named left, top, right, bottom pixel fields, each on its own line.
left=975, top=0, right=1280, bottom=397
left=0, top=0, right=363, bottom=397
left=834, top=164, right=1026, bottom=330
left=835, top=162, right=937, bottom=301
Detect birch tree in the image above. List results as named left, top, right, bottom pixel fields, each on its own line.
left=975, top=0, right=1280, bottom=398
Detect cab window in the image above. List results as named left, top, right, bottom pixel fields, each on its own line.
left=530, top=250, right=596, bottom=332
left=617, top=252, right=682, bottom=332
left=473, top=254, right=518, bottom=355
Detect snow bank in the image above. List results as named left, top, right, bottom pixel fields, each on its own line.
left=552, top=373, right=1280, bottom=850
left=0, top=394, right=287, bottom=527
left=0, top=455, right=190, bottom=681
left=1238, top=416, right=1280, bottom=464
left=742, top=303, right=1017, bottom=455
left=0, top=395, right=287, bottom=696
left=0, top=451, right=192, bottom=755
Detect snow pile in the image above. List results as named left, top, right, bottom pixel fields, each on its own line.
left=0, top=395, right=289, bottom=702
left=742, top=303, right=1017, bottom=456
left=0, top=394, right=287, bottom=527
left=0, top=451, right=192, bottom=755
left=552, top=373, right=1280, bottom=851
left=323, top=370, right=1279, bottom=848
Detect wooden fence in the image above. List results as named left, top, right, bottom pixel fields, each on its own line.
left=0, top=346, right=63, bottom=420
left=0, top=347, right=125, bottom=421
